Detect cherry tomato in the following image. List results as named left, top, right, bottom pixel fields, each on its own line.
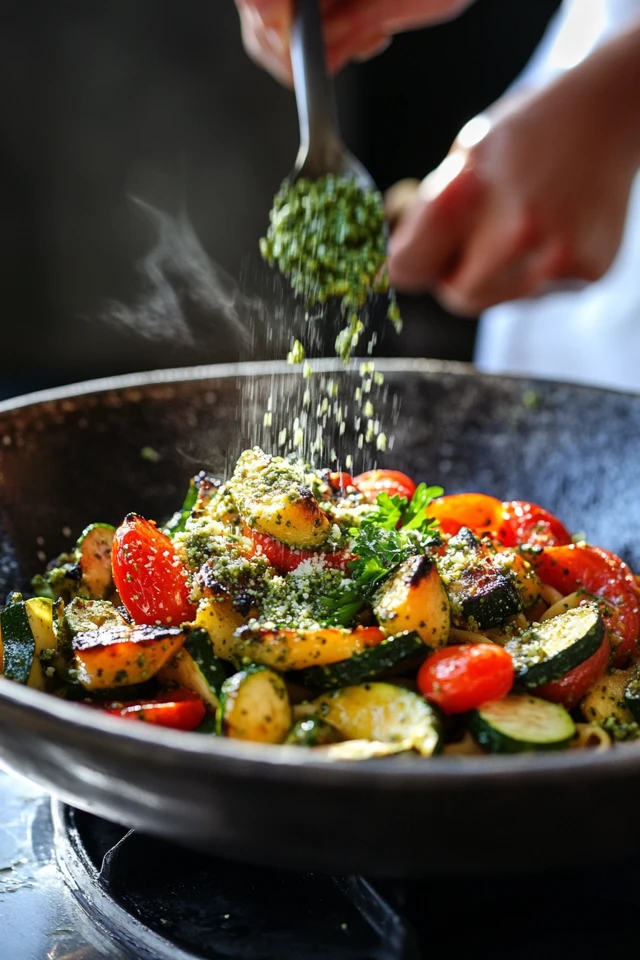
left=534, top=544, right=640, bottom=665
left=353, top=625, right=386, bottom=646
left=352, top=469, right=416, bottom=503
left=112, top=513, right=197, bottom=626
left=102, top=689, right=206, bottom=730
left=327, top=472, right=355, bottom=494
left=496, top=501, right=572, bottom=548
left=534, top=635, right=610, bottom=709
left=417, top=643, right=514, bottom=714
left=588, top=546, right=640, bottom=597
left=244, top=527, right=352, bottom=575
left=425, top=493, right=504, bottom=538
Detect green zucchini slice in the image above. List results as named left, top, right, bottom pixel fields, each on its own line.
left=373, top=556, right=450, bottom=648
left=1, top=596, right=56, bottom=688
left=159, top=627, right=227, bottom=709
left=505, top=602, right=604, bottom=687
left=470, top=694, right=576, bottom=753
left=76, top=524, right=116, bottom=600
left=31, top=523, right=115, bottom=603
left=437, top=527, right=523, bottom=629
left=218, top=665, right=292, bottom=743
left=285, top=717, right=342, bottom=746
left=298, top=682, right=441, bottom=757
left=295, top=631, right=427, bottom=692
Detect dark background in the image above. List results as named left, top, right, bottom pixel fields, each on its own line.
left=0, top=0, right=560, bottom=398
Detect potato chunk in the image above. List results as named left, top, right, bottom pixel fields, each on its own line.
left=228, top=447, right=330, bottom=548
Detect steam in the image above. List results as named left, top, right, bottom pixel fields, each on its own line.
left=101, top=198, right=257, bottom=355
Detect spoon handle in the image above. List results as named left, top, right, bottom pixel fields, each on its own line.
left=290, top=0, right=341, bottom=173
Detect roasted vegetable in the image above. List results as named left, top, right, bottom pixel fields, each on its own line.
left=233, top=624, right=384, bottom=671
left=437, top=527, right=523, bottom=629
left=581, top=667, right=635, bottom=726
left=193, top=598, right=247, bottom=662
left=0, top=595, right=56, bottom=689
left=228, top=448, right=331, bottom=548
left=470, top=694, right=576, bottom=753
left=31, top=523, right=116, bottom=603
left=505, top=603, right=604, bottom=688
left=373, top=555, right=450, bottom=647
left=296, top=682, right=441, bottom=756
left=159, top=626, right=227, bottom=709
left=63, top=601, right=185, bottom=690
left=218, top=665, right=291, bottom=743
left=285, top=717, right=343, bottom=746
left=296, top=631, right=426, bottom=692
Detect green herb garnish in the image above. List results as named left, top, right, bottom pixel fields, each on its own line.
left=319, top=485, right=442, bottom=626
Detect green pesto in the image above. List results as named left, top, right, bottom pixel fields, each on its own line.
left=259, top=175, right=400, bottom=361
left=255, top=565, right=355, bottom=632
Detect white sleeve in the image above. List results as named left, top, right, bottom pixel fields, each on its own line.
left=510, top=0, right=640, bottom=91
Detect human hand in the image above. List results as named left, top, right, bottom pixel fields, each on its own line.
left=235, top=0, right=472, bottom=84
left=387, top=21, right=640, bottom=315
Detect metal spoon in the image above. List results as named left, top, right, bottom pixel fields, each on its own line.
left=289, top=0, right=376, bottom=190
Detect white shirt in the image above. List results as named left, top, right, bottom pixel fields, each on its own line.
left=474, top=0, right=640, bottom=392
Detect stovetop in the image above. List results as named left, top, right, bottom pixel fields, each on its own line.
left=2, top=766, right=640, bottom=960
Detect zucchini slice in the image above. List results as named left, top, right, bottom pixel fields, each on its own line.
left=31, top=523, right=115, bottom=603
left=285, top=717, right=342, bottom=746
left=470, top=694, right=576, bottom=753
left=234, top=625, right=377, bottom=671
left=505, top=602, right=604, bottom=688
left=0, top=596, right=56, bottom=688
left=218, top=665, right=291, bottom=743
left=297, top=682, right=441, bottom=756
left=295, top=631, right=427, bottom=692
left=159, top=626, right=227, bottom=709
left=373, top=556, right=450, bottom=648
left=437, top=528, right=523, bottom=629
left=76, top=524, right=116, bottom=600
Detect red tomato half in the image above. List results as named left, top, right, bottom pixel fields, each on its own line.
left=103, top=689, right=206, bottom=730
left=244, top=528, right=352, bottom=575
left=425, top=493, right=504, bottom=538
left=417, top=643, right=515, bottom=714
left=534, top=544, right=640, bottom=665
left=352, top=469, right=416, bottom=503
left=534, top=635, right=610, bottom=709
left=497, top=501, right=572, bottom=548
left=112, top=514, right=197, bottom=626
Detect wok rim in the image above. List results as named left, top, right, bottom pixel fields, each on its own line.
left=1, top=357, right=639, bottom=788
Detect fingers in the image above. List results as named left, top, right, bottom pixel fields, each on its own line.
left=236, top=0, right=472, bottom=83
left=236, top=0, right=293, bottom=84
left=326, top=28, right=392, bottom=72
left=388, top=156, right=486, bottom=293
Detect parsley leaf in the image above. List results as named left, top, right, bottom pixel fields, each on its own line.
left=364, top=483, right=443, bottom=535
left=319, top=488, right=443, bottom=627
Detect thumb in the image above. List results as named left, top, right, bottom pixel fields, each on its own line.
left=388, top=154, right=485, bottom=293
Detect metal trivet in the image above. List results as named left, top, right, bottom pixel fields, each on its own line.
left=52, top=799, right=640, bottom=960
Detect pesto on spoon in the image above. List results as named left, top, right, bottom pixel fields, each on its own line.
left=260, top=0, right=400, bottom=361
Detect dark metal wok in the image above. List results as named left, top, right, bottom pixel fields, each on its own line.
left=0, top=358, right=639, bottom=877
